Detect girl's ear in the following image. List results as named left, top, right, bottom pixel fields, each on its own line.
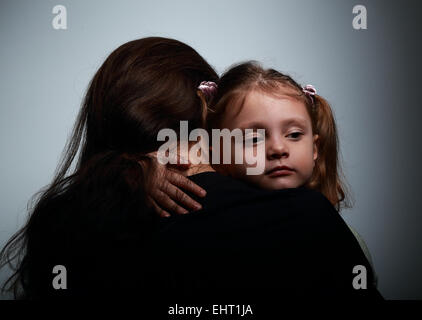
left=313, top=134, right=319, bottom=161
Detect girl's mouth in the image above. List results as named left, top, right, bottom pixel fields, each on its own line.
left=266, top=166, right=295, bottom=177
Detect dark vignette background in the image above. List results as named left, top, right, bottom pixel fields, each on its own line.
left=0, top=0, right=421, bottom=299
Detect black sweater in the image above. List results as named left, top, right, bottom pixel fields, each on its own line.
left=29, top=171, right=382, bottom=300
left=146, top=172, right=382, bottom=300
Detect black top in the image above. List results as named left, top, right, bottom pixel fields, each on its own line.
left=146, top=172, right=382, bottom=300
left=31, top=171, right=382, bottom=300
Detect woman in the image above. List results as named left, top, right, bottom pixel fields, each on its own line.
left=0, top=37, right=216, bottom=298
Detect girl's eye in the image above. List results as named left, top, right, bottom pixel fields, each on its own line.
left=244, top=135, right=264, bottom=145
left=287, top=132, right=303, bottom=139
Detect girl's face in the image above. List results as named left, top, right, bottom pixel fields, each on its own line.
left=219, top=89, right=319, bottom=190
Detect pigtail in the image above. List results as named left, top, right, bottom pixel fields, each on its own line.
left=197, top=81, right=218, bottom=129
left=306, top=94, right=353, bottom=212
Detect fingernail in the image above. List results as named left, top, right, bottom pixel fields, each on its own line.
left=181, top=209, right=189, bottom=214
left=164, top=213, right=171, bottom=218
left=194, top=204, right=202, bottom=210
left=200, top=190, right=207, bottom=197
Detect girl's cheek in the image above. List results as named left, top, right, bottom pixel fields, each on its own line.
left=243, top=144, right=266, bottom=176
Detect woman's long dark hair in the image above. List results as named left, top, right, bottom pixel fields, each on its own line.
left=0, top=37, right=218, bottom=298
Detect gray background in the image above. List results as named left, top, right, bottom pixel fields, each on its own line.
left=1, top=0, right=421, bottom=299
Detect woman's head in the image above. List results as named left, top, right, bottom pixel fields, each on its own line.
left=208, top=61, right=350, bottom=210
left=80, top=37, right=218, bottom=162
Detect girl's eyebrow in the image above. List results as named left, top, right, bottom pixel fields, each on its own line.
left=238, top=118, right=308, bottom=130
left=238, top=122, right=267, bottom=130
left=281, top=117, right=308, bottom=128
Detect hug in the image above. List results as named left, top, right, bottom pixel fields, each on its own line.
left=0, top=37, right=382, bottom=300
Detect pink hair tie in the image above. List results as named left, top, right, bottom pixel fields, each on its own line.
left=198, top=81, right=218, bottom=101
left=302, top=84, right=317, bottom=105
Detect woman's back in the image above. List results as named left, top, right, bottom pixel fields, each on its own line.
left=20, top=153, right=157, bottom=299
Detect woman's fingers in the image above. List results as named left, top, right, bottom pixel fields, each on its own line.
left=153, top=189, right=189, bottom=215
left=148, top=196, right=171, bottom=218
left=141, top=154, right=206, bottom=215
left=167, top=170, right=206, bottom=198
left=160, top=181, right=202, bottom=212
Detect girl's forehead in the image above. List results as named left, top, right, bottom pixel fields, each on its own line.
left=220, top=88, right=310, bottom=129
left=239, top=89, right=309, bottom=119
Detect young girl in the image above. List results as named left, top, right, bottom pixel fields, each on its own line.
left=208, top=62, right=345, bottom=209
left=151, top=61, right=377, bottom=287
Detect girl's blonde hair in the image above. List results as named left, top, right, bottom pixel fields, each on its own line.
left=207, top=61, right=352, bottom=212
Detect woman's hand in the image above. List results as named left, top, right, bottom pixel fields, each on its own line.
left=140, top=154, right=206, bottom=218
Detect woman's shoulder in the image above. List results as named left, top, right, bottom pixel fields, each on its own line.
left=188, top=172, right=334, bottom=212
left=346, top=224, right=378, bottom=288
left=189, top=172, right=322, bottom=198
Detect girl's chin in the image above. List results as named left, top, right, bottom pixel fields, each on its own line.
left=258, top=177, right=299, bottom=190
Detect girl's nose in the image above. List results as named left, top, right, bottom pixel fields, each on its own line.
left=267, top=137, right=288, bottom=159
